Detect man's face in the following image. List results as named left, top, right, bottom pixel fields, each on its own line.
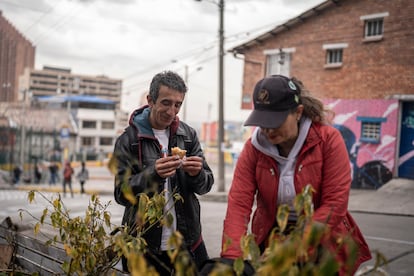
left=148, top=85, right=185, bottom=130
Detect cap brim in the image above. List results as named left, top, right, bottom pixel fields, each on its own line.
left=244, top=109, right=290, bottom=128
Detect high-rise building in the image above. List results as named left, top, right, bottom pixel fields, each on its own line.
left=19, top=65, right=123, bottom=110
left=0, top=11, right=35, bottom=102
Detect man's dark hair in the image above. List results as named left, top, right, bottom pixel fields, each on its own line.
left=149, top=71, right=187, bottom=102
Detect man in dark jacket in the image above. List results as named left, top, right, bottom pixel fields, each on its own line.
left=113, top=71, right=214, bottom=275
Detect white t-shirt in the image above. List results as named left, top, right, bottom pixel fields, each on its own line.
left=153, top=128, right=177, bottom=250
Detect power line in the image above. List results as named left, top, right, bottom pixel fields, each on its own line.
left=0, top=0, right=48, bottom=13
left=32, top=4, right=82, bottom=45
left=122, top=48, right=218, bottom=92
left=24, top=0, right=65, bottom=33
left=122, top=52, right=217, bottom=94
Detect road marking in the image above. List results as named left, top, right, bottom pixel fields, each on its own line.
left=365, top=235, right=414, bottom=246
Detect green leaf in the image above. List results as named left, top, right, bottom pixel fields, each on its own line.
left=104, top=211, right=111, bottom=227
left=233, top=258, right=245, bottom=276
left=34, top=222, right=40, bottom=235
left=163, top=212, right=173, bottom=227
left=122, top=182, right=137, bottom=205
left=276, top=204, right=289, bottom=233
left=28, top=190, right=35, bottom=203
left=40, top=208, right=48, bottom=224
left=173, top=193, right=184, bottom=203
left=107, top=154, right=118, bottom=175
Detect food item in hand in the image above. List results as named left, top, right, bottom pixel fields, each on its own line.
left=171, top=147, right=187, bottom=159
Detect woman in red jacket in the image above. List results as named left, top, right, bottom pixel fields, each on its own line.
left=221, top=75, right=371, bottom=275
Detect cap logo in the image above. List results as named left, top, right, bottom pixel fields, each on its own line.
left=294, top=94, right=299, bottom=103
left=257, top=89, right=270, bottom=104
left=288, top=80, right=297, bottom=90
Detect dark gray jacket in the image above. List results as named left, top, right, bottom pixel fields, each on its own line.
left=113, top=106, right=214, bottom=252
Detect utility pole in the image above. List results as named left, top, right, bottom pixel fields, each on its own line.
left=183, top=65, right=188, bottom=122
left=195, top=0, right=226, bottom=192
left=217, top=0, right=225, bottom=192
left=19, top=90, right=27, bottom=169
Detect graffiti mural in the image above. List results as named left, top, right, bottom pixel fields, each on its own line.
left=323, top=99, right=398, bottom=189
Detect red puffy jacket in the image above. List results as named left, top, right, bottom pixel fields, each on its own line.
left=221, top=123, right=371, bottom=275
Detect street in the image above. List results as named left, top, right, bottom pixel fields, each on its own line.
left=0, top=190, right=413, bottom=275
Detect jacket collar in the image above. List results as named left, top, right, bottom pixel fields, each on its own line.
left=129, top=105, right=180, bottom=137
left=300, top=123, right=323, bottom=153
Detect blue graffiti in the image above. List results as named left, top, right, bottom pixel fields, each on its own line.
left=333, top=124, right=392, bottom=189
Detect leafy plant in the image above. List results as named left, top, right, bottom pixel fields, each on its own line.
left=16, top=175, right=386, bottom=275
left=226, top=185, right=363, bottom=276
left=19, top=184, right=191, bottom=275
left=20, top=192, right=119, bottom=275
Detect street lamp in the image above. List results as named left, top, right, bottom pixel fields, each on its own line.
left=196, top=0, right=226, bottom=192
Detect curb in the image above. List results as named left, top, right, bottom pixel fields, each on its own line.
left=2, top=185, right=413, bottom=217
left=198, top=193, right=228, bottom=203
left=348, top=209, right=414, bottom=217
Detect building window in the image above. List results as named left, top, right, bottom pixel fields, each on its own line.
left=323, top=43, right=348, bottom=69
left=263, top=48, right=294, bottom=76
left=99, top=137, right=113, bottom=146
left=81, top=137, right=95, bottom=146
left=365, top=19, right=383, bottom=37
left=82, top=120, right=97, bottom=129
left=101, top=121, right=115, bottom=129
left=327, top=49, right=342, bottom=64
left=360, top=12, right=389, bottom=42
left=357, top=116, right=387, bottom=144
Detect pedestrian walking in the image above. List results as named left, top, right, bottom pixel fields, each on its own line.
left=34, top=163, right=42, bottom=184
left=48, top=162, right=58, bottom=185
left=62, top=161, right=74, bottom=198
left=76, top=161, right=89, bottom=195
left=12, top=165, right=22, bottom=185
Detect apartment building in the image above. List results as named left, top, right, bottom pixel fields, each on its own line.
left=19, top=65, right=123, bottom=110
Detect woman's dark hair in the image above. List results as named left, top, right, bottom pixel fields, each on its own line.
left=291, top=77, right=334, bottom=124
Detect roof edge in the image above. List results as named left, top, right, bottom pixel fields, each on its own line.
left=229, top=0, right=340, bottom=54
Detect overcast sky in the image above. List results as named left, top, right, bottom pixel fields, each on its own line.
left=1, top=0, right=322, bottom=124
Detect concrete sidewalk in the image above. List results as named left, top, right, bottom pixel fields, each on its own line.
left=2, top=164, right=413, bottom=217
left=348, top=178, right=414, bottom=216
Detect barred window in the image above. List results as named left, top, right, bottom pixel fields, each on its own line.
left=361, top=122, right=381, bottom=141
left=360, top=12, right=388, bottom=41
left=365, top=19, right=383, bottom=37
left=326, top=49, right=343, bottom=64
left=357, top=117, right=387, bottom=144
left=323, top=43, right=347, bottom=68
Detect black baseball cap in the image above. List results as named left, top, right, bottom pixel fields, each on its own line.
left=244, top=75, right=301, bottom=128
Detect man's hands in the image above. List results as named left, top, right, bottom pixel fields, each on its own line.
left=182, top=156, right=203, bottom=176
left=155, top=155, right=203, bottom=178
left=155, top=156, right=181, bottom=178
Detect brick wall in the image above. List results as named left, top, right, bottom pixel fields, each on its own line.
left=240, top=0, right=414, bottom=109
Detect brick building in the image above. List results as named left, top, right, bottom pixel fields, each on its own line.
left=231, top=0, right=413, bottom=109
left=230, top=0, right=414, bottom=183
left=0, top=11, right=35, bottom=102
